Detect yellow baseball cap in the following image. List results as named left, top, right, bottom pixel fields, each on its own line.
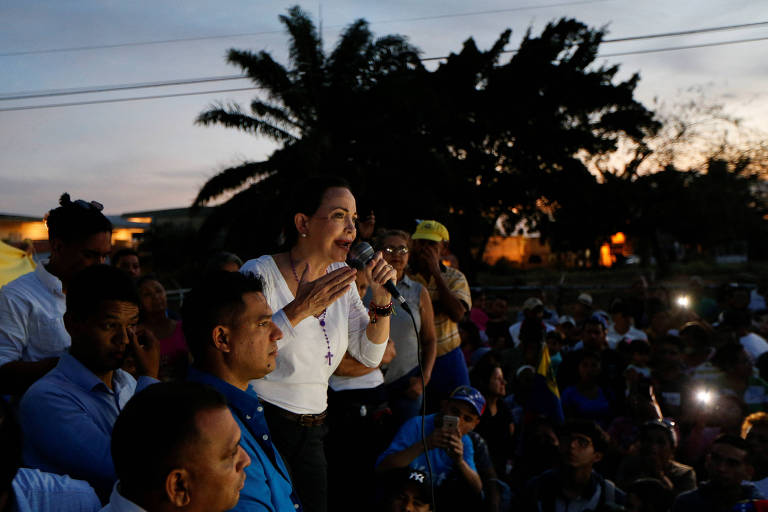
left=412, top=220, right=450, bottom=242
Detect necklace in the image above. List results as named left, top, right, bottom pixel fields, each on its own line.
left=288, top=252, right=334, bottom=366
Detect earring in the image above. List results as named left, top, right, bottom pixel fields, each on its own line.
left=300, top=233, right=308, bottom=238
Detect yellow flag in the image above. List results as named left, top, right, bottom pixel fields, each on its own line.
left=537, top=343, right=560, bottom=399
left=0, top=240, right=35, bottom=287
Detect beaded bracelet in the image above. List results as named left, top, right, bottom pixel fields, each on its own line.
left=369, top=301, right=394, bottom=324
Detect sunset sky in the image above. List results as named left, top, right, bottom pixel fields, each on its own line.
left=1, top=0, right=766, bottom=216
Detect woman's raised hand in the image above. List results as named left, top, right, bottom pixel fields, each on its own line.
left=285, top=263, right=357, bottom=324
left=366, top=251, right=397, bottom=305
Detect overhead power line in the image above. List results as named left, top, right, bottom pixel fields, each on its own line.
left=0, top=30, right=285, bottom=58
left=4, top=19, right=768, bottom=101
left=0, top=75, right=247, bottom=101
left=3, top=31, right=768, bottom=112
left=0, top=87, right=258, bottom=112
left=0, top=0, right=617, bottom=58
left=602, top=20, right=768, bottom=43
left=598, top=34, right=768, bottom=58
left=2, top=5, right=766, bottom=60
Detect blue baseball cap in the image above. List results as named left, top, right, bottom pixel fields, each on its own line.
left=448, top=385, right=486, bottom=416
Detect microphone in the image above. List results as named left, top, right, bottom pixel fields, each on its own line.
left=348, top=242, right=411, bottom=313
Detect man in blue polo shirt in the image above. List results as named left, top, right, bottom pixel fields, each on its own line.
left=18, top=265, right=160, bottom=500
left=182, top=271, right=301, bottom=512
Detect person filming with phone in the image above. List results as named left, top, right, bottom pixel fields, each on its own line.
left=18, top=264, right=160, bottom=501
left=376, top=385, right=484, bottom=508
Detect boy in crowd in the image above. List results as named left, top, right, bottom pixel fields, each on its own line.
left=377, top=469, right=433, bottom=512
left=376, top=386, right=484, bottom=506
left=523, top=419, right=625, bottom=511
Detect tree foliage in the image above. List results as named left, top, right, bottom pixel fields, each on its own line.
left=193, top=6, right=664, bottom=272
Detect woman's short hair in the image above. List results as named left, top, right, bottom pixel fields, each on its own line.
left=204, top=251, right=243, bottom=273
left=283, top=175, right=351, bottom=248
left=374, top=229, right=412, bottom=250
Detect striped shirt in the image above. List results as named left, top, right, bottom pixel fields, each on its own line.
left=410, top=267, right=471, bottom=357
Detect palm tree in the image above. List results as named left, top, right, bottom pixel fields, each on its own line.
left=193, top=6, right=422, bottom=256
left=192, top=8, right=659, bottom=274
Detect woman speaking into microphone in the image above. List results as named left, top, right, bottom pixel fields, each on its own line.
left=240, top=175, right=395, bottom=512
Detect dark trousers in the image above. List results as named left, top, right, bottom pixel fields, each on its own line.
left=263, top=404, right=328, bottom=512
left=426, top=347, right=470, bottom=412
left=326, top=386, right=393, bottom=512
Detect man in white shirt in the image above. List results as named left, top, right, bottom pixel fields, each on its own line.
left=0, top=193, right=112, bottom=395
left=606, top=299, right=648, bottom=350
left=722, top=310, right=768, bottom=363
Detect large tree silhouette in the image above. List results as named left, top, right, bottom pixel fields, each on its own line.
left=194, top=7, right=659, bottom=274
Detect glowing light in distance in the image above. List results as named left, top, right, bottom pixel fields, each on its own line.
left=696, top=389, right=712, bottom=405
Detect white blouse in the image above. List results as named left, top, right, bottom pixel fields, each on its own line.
left=240, top=255, right=387, bottom=414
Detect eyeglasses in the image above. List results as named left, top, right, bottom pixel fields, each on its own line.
left=383, top=246, right=409, bottom=255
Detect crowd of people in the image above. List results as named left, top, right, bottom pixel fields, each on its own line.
left=2, top=183, right=768, bottom=512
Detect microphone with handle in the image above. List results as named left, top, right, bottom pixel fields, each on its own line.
left=348, top=242, right=411, bottom=313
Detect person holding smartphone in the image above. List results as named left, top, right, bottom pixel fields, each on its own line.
left=376, top=386, right=485, bottom=507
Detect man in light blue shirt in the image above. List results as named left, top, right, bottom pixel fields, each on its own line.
left=19, top=265, right=159, bottom=500
left=183, top=271, right=302, bottom=512
left=0, top=396, right=101, bottom=512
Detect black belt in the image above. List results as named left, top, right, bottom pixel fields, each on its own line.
left=263, top=401, right=327, bottom=427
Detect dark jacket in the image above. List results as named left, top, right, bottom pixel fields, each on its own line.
left=672, top=481, right=765, bottom=512
left=524, top=469, right=626, bottom=512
